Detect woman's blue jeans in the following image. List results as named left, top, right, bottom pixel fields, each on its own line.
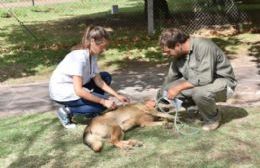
left=57, top=72, right=112, bottom=118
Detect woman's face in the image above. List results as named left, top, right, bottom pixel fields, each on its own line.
left=90, top=39, right=109, bottom=55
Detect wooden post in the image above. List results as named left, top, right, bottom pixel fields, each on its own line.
left=32, top=0, right=35, bottom=6
left=147, top=0, right=154, bottom=35
left=111, top=5, right=119, bottom=15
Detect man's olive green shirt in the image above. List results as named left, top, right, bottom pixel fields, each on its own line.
left=163, top=37, right=237, bottom=90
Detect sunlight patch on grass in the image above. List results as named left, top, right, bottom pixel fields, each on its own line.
left=211, top=33, right=260, bottom=58
left=235, top=33, right=260, bottom=43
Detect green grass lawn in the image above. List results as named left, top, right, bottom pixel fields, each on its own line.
left=0, top=106, right=259, bottom=167
left=0, top=0, right=157, bottom=84
left=0, top=0, right=260, bottom=85
left=1, top=1, right=259, bottom=167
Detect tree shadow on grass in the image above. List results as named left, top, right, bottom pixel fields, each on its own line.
left=218, top=105, right=248, bottom=125
left=110, top=59, right=169, bottom=91
left=6, top=114, right=87, bottom=168
left=2, top=2, right=258, bottom=83
left=8, top=155, right=53, bottom=168
left=0, top=9, right=156, bottom=83
left=2, top=106, right=253, bottom=167
left=248, top=41, right=260, bottom=76
left=6, top=117, right=58, bottom=168
left=211, top=37, right=245, bottom=59
left=247, top=40, right=260, bottom=98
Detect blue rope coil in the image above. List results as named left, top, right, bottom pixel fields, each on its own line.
left=156, top=91, right=200, bottom=136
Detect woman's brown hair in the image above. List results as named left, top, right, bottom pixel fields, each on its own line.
left=72, top=26, right=110, bottom=50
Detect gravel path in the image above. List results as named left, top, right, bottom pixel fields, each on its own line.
left=0, top=55, right=259, bottom=118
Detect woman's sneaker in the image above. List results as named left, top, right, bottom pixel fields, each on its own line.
left=56, top=106, right=76, bottom=129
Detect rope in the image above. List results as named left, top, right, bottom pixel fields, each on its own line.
left=156, top=91, right=200, bottom=136
left=0, top=2, right=38, bottom=40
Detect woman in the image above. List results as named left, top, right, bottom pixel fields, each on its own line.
left=49, top=26, right=129, bottom=128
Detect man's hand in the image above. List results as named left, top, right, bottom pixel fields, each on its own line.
left=101, top=99, right=117, bottom=110
left=145, top=99, right=156, bottom=109
left=167, top=86, right=181, bottom=100
left=167, top=81, right=194, bottom=99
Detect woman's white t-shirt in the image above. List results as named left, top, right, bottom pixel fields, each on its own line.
left=49, top=49, right=99, bottom=102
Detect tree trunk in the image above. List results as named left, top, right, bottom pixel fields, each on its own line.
left=144, top=0, right=171, bottom=20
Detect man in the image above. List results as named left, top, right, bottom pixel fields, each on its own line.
left=146, top=28, right=237, bottom=131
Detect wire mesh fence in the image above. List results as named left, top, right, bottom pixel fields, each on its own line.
left=167, top=0, right=250, bottom=33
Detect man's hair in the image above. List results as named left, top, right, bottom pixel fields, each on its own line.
left=159, top=28, right=189, bottom=49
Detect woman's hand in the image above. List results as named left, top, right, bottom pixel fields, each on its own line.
left=101, top=99, right=117, bottom=110
left=116, top=94, right=130, bottom=104
left=145, top=99, right=156, bottom=109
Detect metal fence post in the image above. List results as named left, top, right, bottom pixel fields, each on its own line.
left=147, top=0, right=154, bottom=36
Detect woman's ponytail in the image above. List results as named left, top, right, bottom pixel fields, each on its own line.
left=71, top=25, right=110, bottom=50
